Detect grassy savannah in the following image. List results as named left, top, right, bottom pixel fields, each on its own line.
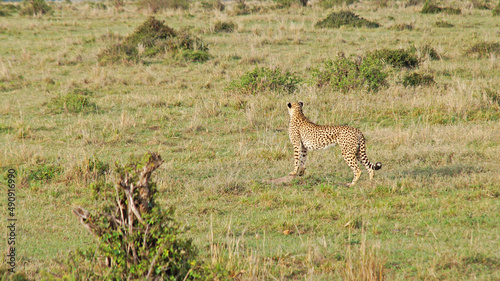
left=1, top=0, right=499, bottom=279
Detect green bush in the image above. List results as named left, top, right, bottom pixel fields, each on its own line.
left=201, top=0, right=225, bottom=11
left=401, top=72, right=435, bottom=87
left=367, top=48, right=419, bottom=68
left=26, top=164, right=62, bottom=182
left=19, top=0, right=52, bottom=16
left=63, top=153, right=213, bottom=280
left=45, top=92, right=98, bottom=114
left=435, top=20, right=454, bottom=28
left=493, top=2, right=500, bottom=16
left=228, top=66, right=301, bottom=94
left=178, top=49, right=211, bottom=62
left=0, top=4, right=19, bottom=16
left=318, top=0, right=357, bottom=9
left=420, top=1, right=460, bottom=14
left=138, top=0, right=189, bottom=13
left=98, top=16, right=209, bottom=65
left=465, top=42, right=500, bottom=58
left=315, top=11, right=380, bottom=29
left=311, top=53, right=388, bottom=92
left=214, top=20, right=236, bottom=33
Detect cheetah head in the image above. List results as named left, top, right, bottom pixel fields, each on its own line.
left=287, top=101, right=304, bottom=116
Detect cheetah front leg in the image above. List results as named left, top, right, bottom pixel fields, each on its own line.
left=290, top=143, right=307, bottom=176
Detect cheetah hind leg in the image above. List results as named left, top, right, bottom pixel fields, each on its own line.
left=342, top=153, right=361, bottom=187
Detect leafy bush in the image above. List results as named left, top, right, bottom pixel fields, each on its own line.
left=311, top=53, right=388, bottom=92
left=98, top=17, right=209, bottom=65
left=420, top=1, right=460, bottom=14
left=26, top=164, right=62, bottom=182
left=493, top=2, right=500, bottom=16
left=138, top=0, right=189, bottom=13
left=391, top=23, right=413, bottom=31
left=315, top=11, right=380, bottom=29
left=367, top=48, right=419, bottom=68
left=45, top=92, right=97, bottom=114
left=418, top=44, right=440, bottom=60
left=0, top=4, right=19, bottom=16
left=228, top=66, right=301, bottom=94
left=19, top=0, right=52, bottom=16
left=67, top=153, right=210, bottom=280
left=214, top=20, right=236, bottom=33
left=435, top=20, right=454, bottom=28
left=177, top=49, right=211, bottom=62
left=465, top=42, right=500, bottom=58
left=401, top=72, right=435, bottom=87
left=201, top=0, right=225, bottom=11
left=318, top=0, right=357, bottom=9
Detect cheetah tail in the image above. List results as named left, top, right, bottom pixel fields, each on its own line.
left=374, top=162, right=382, bottom=170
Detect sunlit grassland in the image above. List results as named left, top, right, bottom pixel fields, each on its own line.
left=0, top=0, right=499, bottom=279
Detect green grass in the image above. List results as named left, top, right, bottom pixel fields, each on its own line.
left=0, top=0, right=499, bottom=279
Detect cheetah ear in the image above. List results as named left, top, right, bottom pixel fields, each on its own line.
left=298, top=101, right=303, bottom=107
left=287, top=102, right=292, bottom=108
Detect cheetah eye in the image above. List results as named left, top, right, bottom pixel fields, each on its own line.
left=287, top=102, right=292, bottom=108
left=299, top=101, right=303, bottom=107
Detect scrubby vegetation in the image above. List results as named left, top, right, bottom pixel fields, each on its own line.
left=317, top=0, right=357, bottom=9
left=311, top=53, right=388, bottom=92
left=367, top=48, right=419, bottom=68
left=98, top=16, right=209, bottom=65
left=465, top=42, right=500, bottom=58
left=401, top=72, right=435, bottom=87
left=1, top=1, right=499, bottom=280
left=213, top=20, right=237, bottom=33
left=19, top=0, right=52, bottom=16
left=228, top=66, right=301, bottom=95
left=435, top=20, right=454, bottom=28
left=315, top=11, right=380, bottom=29
left=137, top=0, right=189, bottom=13
left=420, top=1, right=461, bottom=14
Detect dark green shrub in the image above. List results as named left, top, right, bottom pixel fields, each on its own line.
left=421, top=1, right=460, bottom=14
left=138, top=0, right=189, bottom=13
left=0, top=4, right=19, bottom=16
left=442, top=7, right=461, bottom=14
left=493, top=2, right=500, bottom=16
left=26, top=164, right=62, bottom=182
left=418, top=44, right=440, bottom=60
left=178, top=49, right=211, bottom=62
left=465, top=42, right=500, bottom=58
left=45, top=92, right=98, bottom=114
left=401, top=72, right=435, bottom=87
left=311, top=53, right=388, bottom=92
left=201, top=0, right=225, bottom=11
left=434, top=20, right=454, bottom=27
left=214, top=20, right=236, bottom=33
left=19, top=0, right=52, bottom=16
left=391, top=23, right=413, bottom=31
left=98, top=17, right=209, bottom=65
left=420, top=1, right=442, bottom=13
left=66, top=153, right=211, bottom=280
left=367, top=48, right=419, bottom=68
left=228, top=66, right=301, bottom=94
left=318, top=0, right=357, bottom=9
left=315, top=11, right=380, bottom=29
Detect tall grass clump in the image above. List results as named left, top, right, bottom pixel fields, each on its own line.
left=367, top=48, right=419, bottom=68
left=493, top=2, right=500, bottom=15
left=62, top=153, right=212, bottom=280
left=98, top=16, right=209, bottom=65
left=45, top=91, right=97, bottom=114
left=228, top=66, right=301, bottom=95
left=311, top=53, right=388, bottom=92
left=401, top=72, right=435, bottom=87
left=420, top=1, right=461, bottom=14
left=213, top=20, right=237, bottom=33
left=315, top=11, right=380, bottom=29
left=0, top=4, right=19, bottom=16
left=137, top=0, right=189, bottom=13
left=465, top=42, right=500, bottom=58
left=19, top=0, right=52, bottom=16
left=318, top=0, right=357, bottom=9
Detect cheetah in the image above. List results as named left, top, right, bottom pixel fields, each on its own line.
left=287, top=101, right=382, bottom=186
